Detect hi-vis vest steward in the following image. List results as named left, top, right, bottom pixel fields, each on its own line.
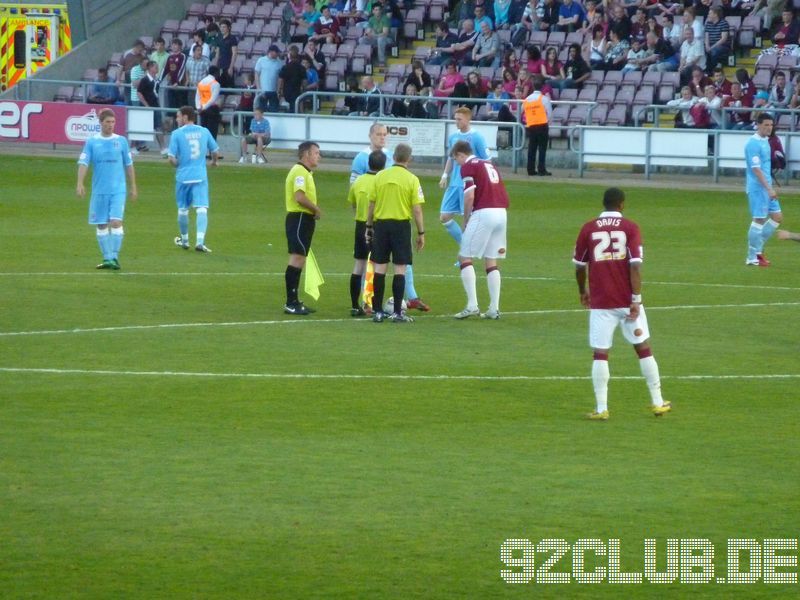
left=197, top=79, right=215, bottom=106
left=523, top=94, right=548, bottom=126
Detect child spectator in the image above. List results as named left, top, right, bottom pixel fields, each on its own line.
left=240, top=107, right=272, bottom=164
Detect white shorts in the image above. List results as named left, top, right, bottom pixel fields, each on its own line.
left=589, top=306, right=651, bottom=350
left=459, top=207, right=507, bottom=259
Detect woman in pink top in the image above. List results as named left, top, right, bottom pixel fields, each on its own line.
left=540, top=47, right=565, bottom=85
left=501, top=68, right=517, bottom=94
left=433, top=62, right=465, bottom=97
left=516, top=67, right=534, bottom=98
left=523, top=45, right=542, bottom=75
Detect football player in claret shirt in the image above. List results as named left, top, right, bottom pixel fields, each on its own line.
left=573, top=188, right=671, bottom=420
left=450, top=140, right=509, bottom=321
left=76, top=108, right=137, bottom=270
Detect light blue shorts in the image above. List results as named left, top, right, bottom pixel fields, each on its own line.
left=89, top=193, right=126, bottom=224
left=747, top=188, right=781, bottom=219
left=176, top=181, right=209, bottom=209
left=440, top=185, right=464, bottom=215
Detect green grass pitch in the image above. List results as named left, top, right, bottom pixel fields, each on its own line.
left=1, top=155, right=798, bottom=598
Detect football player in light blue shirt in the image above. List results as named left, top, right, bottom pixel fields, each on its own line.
left=744, top=113, right=782, bottom=266
left=439, top=107, right=489, bottom=245
left=76, top=108, right=137, bottom=270
left=349, top=122, right=429, bottom=312
left=168, top=106, right=219, bottom=252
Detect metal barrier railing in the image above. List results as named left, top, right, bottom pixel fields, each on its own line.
left=634, top=103, right=800, bottom=132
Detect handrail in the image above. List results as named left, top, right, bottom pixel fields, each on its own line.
left=634, top=103, right=800, bottom=131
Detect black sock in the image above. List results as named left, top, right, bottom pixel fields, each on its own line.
left=373, top=273, right=386, bottom=313
left=392, top=274, right=405, bottom=314
left=349, top=273, right=362, bottom=309
left=285, top=265, right=302, bottom=304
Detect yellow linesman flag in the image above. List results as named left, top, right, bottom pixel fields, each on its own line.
left=362, top=256, right=374, bottom=308
left=304, top=249, right=325, bottom=301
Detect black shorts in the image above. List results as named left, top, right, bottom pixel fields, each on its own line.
left=372, top=219, right=412, bottom=265
left=353, top=220, right=369, bottom=260
left=285, top=211, right=315, bottom=256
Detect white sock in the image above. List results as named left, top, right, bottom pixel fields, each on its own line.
left=460, top=263, right=478, bottom=310
left=592, top=359, right=609, bottom=413
left=486, top=268, right=501, bottom=312
left=639, top=356, right=663, bottom=406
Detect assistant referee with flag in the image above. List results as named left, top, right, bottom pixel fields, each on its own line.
left=283, top=141, right=322, bottom=315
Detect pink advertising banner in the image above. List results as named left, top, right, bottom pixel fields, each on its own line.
left=0, top=101, right=127, bottom=145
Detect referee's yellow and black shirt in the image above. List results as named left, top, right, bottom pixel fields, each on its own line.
left=285, top=163, right=317, bottom=214
left=373, top=165, right=425, bottom=221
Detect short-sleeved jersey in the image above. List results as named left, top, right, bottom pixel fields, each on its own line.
left=348, top=172, right=376, bottom=222
left=78, top=133, right=133, bottom=195
left=744, top=133, right=771, bottom=193
left=373, top=165, right=425, bottom=221
left=349, top=146, right=393, bottom=185
left=285, top=163, right=317, bottom=214
left=572, top=211, right=643, bottom=310
left=250, top=118, right=270, bottom=135
left=460, top=156, right=509, bottom=211
left=447, top=129, right=489, bottom=187
left=168, top=124, right=219, bottom=184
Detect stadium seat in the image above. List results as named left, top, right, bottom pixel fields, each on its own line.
left=325, top=73, right=340, bottom=92
left=244, top=22, right=263, bottom=38
left=577, top=87, right=597, bottom=102
left=254, top=4, right=271, bottom=20
left=657, top=83, right=675, bottom=104
left=427, top=64, right=441, bottom=79
left=329, top=57, right=348, bottom=78
left=178, top=18, right=198, bottom=35
left=140, top=36, right=153, bottom=50
left=54, top=85, right=74, bottom=102
left=615, top=87, right=635, bottom=109
left=413, top=46, right=432, bottom=63
left=188, top=2, right=206, bottom=17
left=262, top=21, right=280, bottom=39
left=82, top=68, right=99, bottom=81
left=336, top=42, right=356, bottom=61
left=238, top=4, right=255, bottom=20
left=597, top=84, right=617, bottom=105
left=738, top=15, right=761, bottom=49
left=603, top=70, right=623, bottom=87
left=604, top=103, right=628, bottom=126
left=351, top=57, right=367, bottom=74
left=529, top=31, right=547, bottom=47
left=386, top=63, right=406, bottom=80
left=632, top=87, right=655, bottom=114
left=238, top=38, right=254, bottom=57
left=546, top=31, right=566, bottom=49
left=221, top=4, right=239, bottom=19
left=252, top=39, right=270, bottom=57
left=321, top=43, right=337, bottom=60
left=71, top=87, right=85, bottom=103
left=776, top=113, right=796, bottom=131
left=588, top=70, right=605, bottom=86
left=231, top=20, right=246, bottom=37
left=429, top=5, right=444, bottom=22
left=559, top=88, right=578, bottom=101
left=777, top=53, right=797, bottom=72
left=161, top=19, right=180, bottom=37
left=623, top=70, right=643, bottom=87
left=757, top=53, right=778, bottom=71
left=641, top=70, right=661, bottom=90
left=382, top=79, right=399, bottom=95
left=565, top=32, right=584, bottom=46
left=589, top=103, right=608, bottom=125
left=204, top=4, right=222, bottom=19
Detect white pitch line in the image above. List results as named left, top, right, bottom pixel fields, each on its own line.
left=1, top=271, right=799, bottom=291
left=0, top=302, right=797, bottom=338
left=0, top=367, right=798, bottom=382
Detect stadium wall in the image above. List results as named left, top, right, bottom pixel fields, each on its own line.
left=0, top=0, right=196, bottom=101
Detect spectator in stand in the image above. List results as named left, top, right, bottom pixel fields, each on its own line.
left=663, top=14, right=683, bottom=51
left=204, top=22, right=221, bottom=62
left=646, top=15, right=663, bottom=40
left=736, top=68, right=756, bottom=104
left=602, top=27, right=630, bottom=71
left=699, top=83, right=723, bottom=128
left=255, top=44, right=283, bottom=113
left=303, top=39, right=327, bottom=83
left=451, top=19, right=480, bottom=66
left=516, top=67, right=535, bottom=97
left=589, top=26, right=607, bottom=70
left=643, top=29, right=679, bottom=72
left=723, top=81, right=753, bottom=129
left=712, top=66, right=732, bottom=96
left=137, top=60, right=167, bottom=154
left=405, top=61, right=432, bottom=91
left=240, top=107, right=271, bottom=164
left=694, top=0, right=712, bottom=20
left=190, top=30, right=211, bottom=60
left=196, top=65, right=222, bottom=140
left=164, top=39, right=188, bottom=109
left=392, top=82, right=428, bottom=118
left=608, top=4, right=632, bottom=42
left=494, top=0, right=513, bottom=28
left=621, top=37, right=649, bottom=73
left=467, top=70, right=490, bottom=97
left=281, top=0, right=304, bottom=44
left=666, top=85, right=699, bottom=127
left=454, top=0, right=477, bottom=24
left=502, top=49, right=520, bottom=77
left=512, top=0, right=539, bottom=46
left=789, top=78, right=800, bottom=108
left=359, top=3, right=392, bottom=66
left=429, top=21, right=458, bottom=65
left=294, top=0, right=320, bottom=44
left=487, top=80, right=514, bottom=120
left=704, top=7, right=730, bottom=72
left=310, top=5, right=342, bottom=44
left=540, top=0, right=561, bottom=34
left=349, top=75, right=384, bottom=116
left=768, top=70, right=790, bottom=108
left=679, top=27, right=706, bottom=85
left=236, top=72, right=257, bottom=132
left=150, top=38, right=168, bottom=77
left=215, top=19, right=239, bottom=89
left=523, top=44, right=543, bottom=74
left=471, top=20, right=502, bottom=67
left=186, top=43, right=211, bottom=89
left=121, top=39, right=147, bottom=77
left=629, top=9, right=647, bottom=43
left=473, top=4, right=494, bottom=31
left=540, top=46, right=565, bottom=85
left=750, top=90, right=771, bottom=127
left=581, top=0, right=604, bottom=35
left=555, top=43, right=592, bottom=89
left=129, top=55, right=148, bottom=106
left=434, top=62, right=466, bottom=98
left=683, top=6, right=704, bottom=41
left=749, top=0, right=784, bottom=34
left=301, top=56, right=320, bottom=93
left=555, top=0, right=587, bottom=33
left=87, top=67, right=121, bottom=105
left=501, top=67, right=518, bottom=93
left=278, top=46, right=307, bottom=113
left=343, top=77, right=362, bottom=114
left=687, top=65, right=712, bottom=97
left=773, top=9, right=800, bottom=45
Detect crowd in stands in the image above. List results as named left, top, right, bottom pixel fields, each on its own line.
left=65, top=0, right=800, bottom=135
